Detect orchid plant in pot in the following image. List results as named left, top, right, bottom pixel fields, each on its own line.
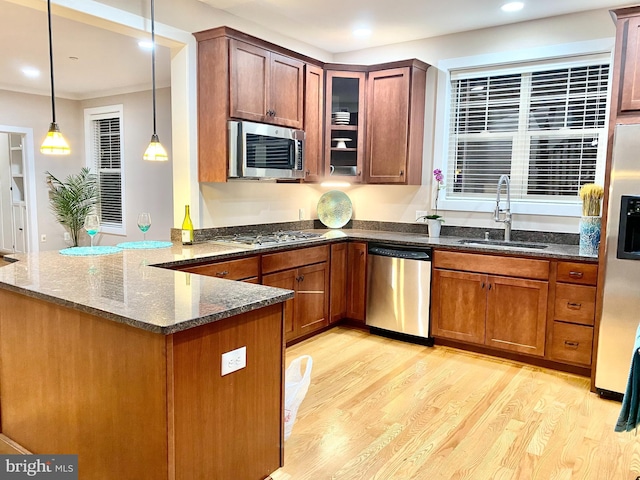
left=418, top=169, right=445, bottom=238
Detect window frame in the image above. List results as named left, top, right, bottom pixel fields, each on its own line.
left=434, top=39, right=614, bottom=218
left=84, top=104, right=126, bottom=235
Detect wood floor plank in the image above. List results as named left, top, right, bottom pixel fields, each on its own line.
left=272, top=326, right=639, bottom=480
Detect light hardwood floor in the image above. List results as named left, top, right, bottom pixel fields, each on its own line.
left=272, top=326, right=640, bottom=480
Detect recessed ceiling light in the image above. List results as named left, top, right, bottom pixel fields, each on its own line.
left=353, top=28, right=372, bottom=38
left=138, top=40, right=154, bottom=50
left=501, top=2, right=524, bottom=12
left=21, top=67, right=40, bottom=78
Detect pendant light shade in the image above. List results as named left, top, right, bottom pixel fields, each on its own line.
left=144, top=0, right=168, bottom=161
left=41, top=0, right=70, bottom=155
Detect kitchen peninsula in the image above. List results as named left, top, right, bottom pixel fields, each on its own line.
left=0, top=244, right=294, bottom=480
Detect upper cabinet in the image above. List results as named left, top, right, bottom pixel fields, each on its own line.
left=229, top=39, right=304, bottom=128
left=304, top=64, right=324, bottom=183
left=365, top=63, right=427, bottom=185
left=324, top=61, right=428, bottom=185
left=324, top=70, right=366, bottom=182
left=617, top=14, right=640, bottom=113
left=194, top=27, right=429, bottom=185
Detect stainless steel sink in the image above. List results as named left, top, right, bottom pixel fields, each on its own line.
left=458, top=239, right=548, bottom=250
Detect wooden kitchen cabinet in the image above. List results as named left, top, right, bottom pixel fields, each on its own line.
left=547, top=261, right=598, bottom=367
left=262, top=245, right=330, bottom=343
left=324, top=70, right=366, bottom=182
left=617, top=13, right=640, bottom=113
left=229, top=39, right=304, bottom=128
left=432, top=250, right=549, bottom=357
left=346, top=242, right=367, bottom=322
left=329, top=243, right=348, bottom=323
left=365, top=63, right=427, bottom=185
left=431, top=269, right=486, bottom=344
left=303, top=64, right=324, bottom=182
left=178, top=256, right=259, bottom=282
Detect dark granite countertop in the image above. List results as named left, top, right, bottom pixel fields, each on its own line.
left=0, top=228, right=595, bottom=335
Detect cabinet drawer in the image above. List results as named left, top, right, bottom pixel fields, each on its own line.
left=181, top=256, right=259, bottom=281
left=554, top=284, right=596, bottom=326
left=548, top=321, right=593, bottom=366
left=434, top=250, right=549, bottom=280
left=262, top=245, right=329, bottom=274
left=556, top=262, right=598, bottom=285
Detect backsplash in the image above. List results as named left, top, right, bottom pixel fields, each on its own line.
left=172, top=219, right=579, bottom=245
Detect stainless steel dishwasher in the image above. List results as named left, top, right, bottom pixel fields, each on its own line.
left=365, top=244, right=433, bottom=345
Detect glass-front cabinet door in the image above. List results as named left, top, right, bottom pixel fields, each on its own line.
left=324, top=70, right=366, bottom=182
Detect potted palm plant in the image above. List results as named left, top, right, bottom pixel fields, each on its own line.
left=46, top=168, right=99, bottom=247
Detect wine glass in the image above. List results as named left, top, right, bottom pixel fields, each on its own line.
left=137, top=212, right=151, bottom=242
left=84, top=214, right=100, bottom=248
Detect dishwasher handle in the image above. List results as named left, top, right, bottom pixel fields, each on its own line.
left=368, top=245, right=431, bottom=261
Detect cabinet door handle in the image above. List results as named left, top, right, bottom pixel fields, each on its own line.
left=488, top=283, right=492, bottom=290
left=567, top=302, right=582, bottom=310
left=215, top=270, right=229, bottom=277
left=564, top=340, right=579, bottom=349
left=305, top=170, right=310, bottom=175
left=481, top=282, right=485, bottom=289
left=296, top=275, right=305, bottom=282
left=400, top=170, right=404, bottom=176
left=568, top=271, right=584, bottom=279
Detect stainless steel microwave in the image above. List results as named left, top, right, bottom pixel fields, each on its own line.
left=228, top=120, right=305, bottom=180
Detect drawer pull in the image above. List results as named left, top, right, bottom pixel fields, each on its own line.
left=567, top=302, right=582, bottom=310
left=564, top=340, right=580, bottom=349
left=568, top=271, right=584, bottom=279
left=215, top=270, right=229, bottom=277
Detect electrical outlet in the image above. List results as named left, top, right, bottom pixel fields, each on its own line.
left=221, top=346, right=246, bottom=376
left=64, top=232, right=71, bottom=241
left=40, top=234, right=46, bottom=242
left=416, top=210, right=428, bottom=221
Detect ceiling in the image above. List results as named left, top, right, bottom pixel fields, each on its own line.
left=196, top=0, right=634, bottom=53
left=0, top=0, right=171, bottom=100
left=0, top=0, right=635, bottom=99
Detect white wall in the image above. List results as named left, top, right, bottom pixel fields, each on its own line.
left=0, top=87, right=173, bottom=250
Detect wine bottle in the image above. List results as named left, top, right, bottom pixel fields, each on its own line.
left=181, top=205, right=194, bottom=245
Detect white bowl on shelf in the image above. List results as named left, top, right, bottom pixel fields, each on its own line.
left=333, top=138, right=351, bottom=149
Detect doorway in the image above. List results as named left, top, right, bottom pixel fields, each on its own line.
left=0, top=126, right=38, bottom=254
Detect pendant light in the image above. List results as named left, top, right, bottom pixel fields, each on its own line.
left=143, top=0, right=168, bottom=161
left=41, top=0, right=70, bottom=155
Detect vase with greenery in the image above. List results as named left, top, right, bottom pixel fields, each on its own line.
left=46, top=168, right=99, bottom=247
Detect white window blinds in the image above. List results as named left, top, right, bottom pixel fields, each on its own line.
left=447, top=61, right=609, bottom=202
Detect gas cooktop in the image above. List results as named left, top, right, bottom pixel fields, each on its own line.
left=208, top=231, right=324, bottom=248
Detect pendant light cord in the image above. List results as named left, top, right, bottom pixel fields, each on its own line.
left=47, top=0, right=56, bottom=124
left=151, top=0, right=157, bottom=136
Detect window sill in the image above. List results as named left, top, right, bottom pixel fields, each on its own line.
left=438, top=198, right=582, bottom=217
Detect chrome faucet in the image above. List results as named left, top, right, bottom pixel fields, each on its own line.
left=494, top=174, right=512, bottom=241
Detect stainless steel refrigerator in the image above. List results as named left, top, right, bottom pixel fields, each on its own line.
left=595, top=123, right=640, bottom=395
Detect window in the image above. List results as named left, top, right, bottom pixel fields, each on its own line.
left=446, top=59, right=609, bottom=210
left=84, top=105, right=125, bottom=235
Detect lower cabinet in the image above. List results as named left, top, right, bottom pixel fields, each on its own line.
left=346, top=242, right=367, bottom=322
left=262, top=245, right=330, bottom=343
left=547, top=262, right=598, bottom=366
left=329, top=242, right=367, bottom=324
left=431, top=251, right=549, bottom=357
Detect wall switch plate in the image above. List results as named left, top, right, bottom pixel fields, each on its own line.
left=221, top=346, right=246, bottom=376
left=40, top=234, right=46, bottom=242
left=416, top=210, right=428, bottom=221
left=64, top=232, right=71, bottom=241
left=298, top=208, right=305, bottom=220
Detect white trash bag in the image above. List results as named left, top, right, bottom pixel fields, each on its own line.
left=284, top=355, right=313, bottom=441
